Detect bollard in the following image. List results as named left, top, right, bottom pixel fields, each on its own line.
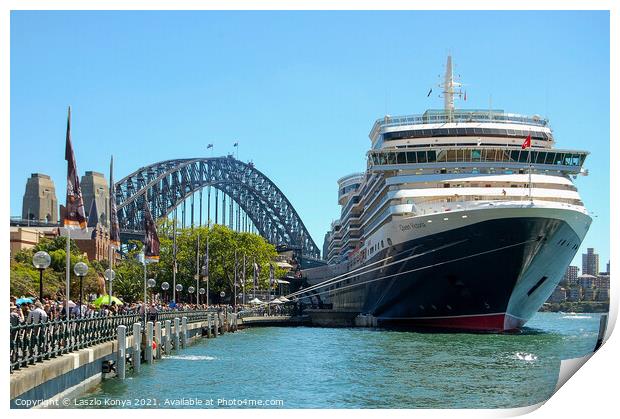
left=214, top=314, right=219, bottom=337
left=132, top=323, right=141, bottom=373
left=145, top=322, right=154, bottom=364
left=207, top=314, right=212, bottom=338
left=182, top=317, right=188, bottom=346
left=173, top=318, right=180, bottom=350
left=164, top=320, right=172, bottom=354
left=117, top=325, right=127, bottom=380
left=154, top=321, right=162, bottom=359
left=219, top=313, right=225, bottom=334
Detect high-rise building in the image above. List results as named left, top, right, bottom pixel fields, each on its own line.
left=21, top=173, right=58, bottom=223
left=582, top=248, right=600, bottom=277
left=81, top=171, right=109, bottom=227
left=561, top=265, right=579, bottom=286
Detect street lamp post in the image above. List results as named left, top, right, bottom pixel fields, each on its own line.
left=188, top=286, right=195, bottom=306
left=199, top=287, right=205, bottom=305
left=161, top=281, right=170, bottom=303
left=147, top=278, right=156, bottom=304
left=220, top=291, right=225, bottom=305
left=104, top=268, right=116, bottom=301
left=73, top=262, right=89, bottom=318
left=176, top=284, right=183, bottom=304
left=32, top=251, right=51, bottom=302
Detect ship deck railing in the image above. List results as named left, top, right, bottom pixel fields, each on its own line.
left=370, top=110, right=549, bottom=141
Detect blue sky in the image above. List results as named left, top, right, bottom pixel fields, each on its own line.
left=10, top=10, right=610, bottom=268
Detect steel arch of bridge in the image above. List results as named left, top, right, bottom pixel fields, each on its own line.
left=115, top=157, right=320, bottom=258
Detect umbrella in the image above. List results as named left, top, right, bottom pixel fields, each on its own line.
left=93, top=295, right=123, bottom=308
left=67, top=300, right=76, bottom=308
left=279, top=296, right=290, bottom=303
left=16, top=297, right=34, bottom=305
left=249, top=298, right=263, bottom=304
left=270, top=298, right=282, bottom=304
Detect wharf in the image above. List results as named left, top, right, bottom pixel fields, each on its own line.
left=240, top=315, right=310, bottom=327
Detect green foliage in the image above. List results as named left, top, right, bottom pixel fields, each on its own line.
left=147, top=222, right=285, bottom=303
left=33, top=236, right=81, bottom=255
left=10, top=223, right=285, bottom=304
left=10, top=236, right=103, bottom=300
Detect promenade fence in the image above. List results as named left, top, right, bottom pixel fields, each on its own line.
left=9, top=309, right=221, bottom=373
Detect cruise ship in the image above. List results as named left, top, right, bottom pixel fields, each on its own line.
left=297, top=56, right=591, bottom=332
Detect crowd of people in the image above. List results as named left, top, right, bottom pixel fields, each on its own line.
left=9, top=295, right=225, bottom=327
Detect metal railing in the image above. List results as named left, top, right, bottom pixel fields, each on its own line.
left=9, top=310, right=217, bottom=373
left=369, top=110, right=549, bottom=141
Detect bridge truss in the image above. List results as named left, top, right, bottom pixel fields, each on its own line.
left=114, top=157, right=320, bottom=259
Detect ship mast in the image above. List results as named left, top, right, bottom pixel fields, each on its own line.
left=440, top=54, right=462, bottom=121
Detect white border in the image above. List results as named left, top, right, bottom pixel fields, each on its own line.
left=1, top=2, right=616, bottom=419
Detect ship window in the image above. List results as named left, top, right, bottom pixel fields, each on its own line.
left=417, top=151, right=427, bottom=163
left=427, top=150, right=436, bottom=162
left=544, top=152, right=556, bottom=165
left=406, top=152, right=416, bottom=163
left=535, top=152, right=546, bottom=164
left=443, top=183, right=450, bottom=188
left=471, top=150, right=481, bottom=161
left=387, top=153, right=396, bottom=164
left=397, top=152, right=406, bottom=164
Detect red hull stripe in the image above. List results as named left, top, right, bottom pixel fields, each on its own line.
left=383, top=313, right=526, bottom=332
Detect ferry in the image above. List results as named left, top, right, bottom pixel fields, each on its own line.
left=296, top=56, right=591, bottom=332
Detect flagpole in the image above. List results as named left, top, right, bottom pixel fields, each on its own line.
left=109, top=156, right=114, bottom=298
left=143, top=250, right=147, bottom=321
left=173, top=208, right=177, bottom=303
left=205, top=214, right=210, bottom=309
left=66, top=228, right=71, bottom=320
left=243, top=254, right=246, bottom=305
left=234, top=250, right=237, bottom=312
left=196, top=230, right=200, bottom=306
left=528, top=145, right=532, bottom=202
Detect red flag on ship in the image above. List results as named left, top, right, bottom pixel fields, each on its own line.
left=521, top=134, right=532, bottom=149
left=64, top=106, right=87, bottom=230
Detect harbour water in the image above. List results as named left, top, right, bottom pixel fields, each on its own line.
left=72, top=312, right=602, bottom=409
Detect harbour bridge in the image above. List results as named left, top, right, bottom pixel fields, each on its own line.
left=114, top=156, right=321, bottom=260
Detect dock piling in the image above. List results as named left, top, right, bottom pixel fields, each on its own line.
left=154, top=321, right=162, bottom=359
left=117, top=325, right=126, bottom=380
left=145, top=322, right=154, bottom=364
left=164, top=320, right=172, bottom=353
left=181, top=317, right=187, bottom=348
left=132, top=323, right=141, bottom=373
left=173, top=318, right=180, bottom=350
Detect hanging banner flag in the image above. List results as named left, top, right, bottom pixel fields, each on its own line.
left=143, top=198, right=160, bottom=262
left=269, top=263, right=275, bottom=286
left=253, top=261, right=260, bottom=288
left=63, top=106, right=87, bottom=230
left=109, top=156, right=121, bottom=248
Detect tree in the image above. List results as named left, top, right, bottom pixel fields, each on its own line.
left=147, top=221, right=286, bottom=303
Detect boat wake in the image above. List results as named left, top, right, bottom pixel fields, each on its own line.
left=512, top=352, right=538, bottom=362
left=162, top=355, right=216, bottom=361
